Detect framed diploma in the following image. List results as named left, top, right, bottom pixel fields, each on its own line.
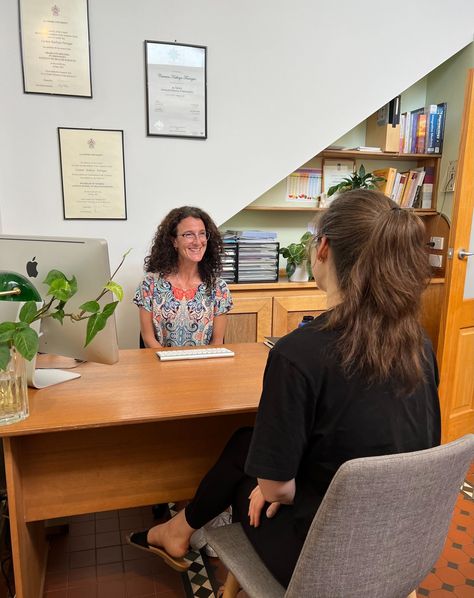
left=145, top=40, right=207, bottom=139
left=19, top=0, right=92, bottom=97
left=58, top=128, right=127, bottom=220
left=322, top=159, right=355, bottom=193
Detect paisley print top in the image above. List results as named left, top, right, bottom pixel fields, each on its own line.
left=133, top=274, right=233, bottom=346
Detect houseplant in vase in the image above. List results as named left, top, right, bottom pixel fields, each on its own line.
left=0, top=250, right=129, bottom=425
left=327, top=164, right=385, bottom=198
left=279, top=231, right=313, bottom=282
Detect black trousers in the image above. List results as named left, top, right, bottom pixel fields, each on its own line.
left=184, top=427, right=303, bottom=588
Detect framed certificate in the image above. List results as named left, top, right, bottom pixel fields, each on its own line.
left=322, top=159, right=355, bottom=193
left=19, top=0, right=92, bottom=97
left=145, top=40, right=207, bottom=139
left=58, top=128, right=127, bottom=220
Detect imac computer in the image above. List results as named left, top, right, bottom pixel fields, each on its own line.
left=0, top=235, right=119, bottom=387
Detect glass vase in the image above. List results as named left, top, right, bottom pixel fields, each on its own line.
left=0, top=348, right=29, bottom=425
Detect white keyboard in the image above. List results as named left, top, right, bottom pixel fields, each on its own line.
left=156, top=347, right=235, bottom=361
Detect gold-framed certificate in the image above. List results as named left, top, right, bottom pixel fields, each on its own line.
left=19, top=0, right=92, bottom=97
left=145, top=40, right=207, bottom=139
left=58, top=128, right=127, bottom=220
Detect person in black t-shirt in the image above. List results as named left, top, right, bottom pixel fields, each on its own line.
left=128, top=189, right=441, bottom=587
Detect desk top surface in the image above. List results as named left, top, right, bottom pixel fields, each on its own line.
left=0, top=344, right=268, bottom=437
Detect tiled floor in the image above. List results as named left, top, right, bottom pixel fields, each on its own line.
left=41, top=470, right=474, bottom=598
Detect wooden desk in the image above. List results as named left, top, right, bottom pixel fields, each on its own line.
left=0, top=344, right=268, bottom=598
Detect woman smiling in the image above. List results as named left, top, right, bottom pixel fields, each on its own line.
left=134, top=206, right=232, bottom=348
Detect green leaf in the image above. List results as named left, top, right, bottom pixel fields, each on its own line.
left=47, top=278, right=73, bottom=302
left=79, top=300, right=100, bottom=314
left=84, top=313, right=106, bottom=347
left=359, top=164, right=366, bottom=178
left=67, top=275, right=78, bottom=298
left=104, top=281, right=123, bottom=302
left=101, top=301, right=119, bottom=318
left=43, top=269, right=67, bottom=286
left=15, top=321, right=28, bottom=331
left=51, top=309, right=65, bottom=324
left=19, top=301, right=39, bottom=324
left=285, top=262, right=296, bottom=279
left=0, top=344, right=10, bottom=371
left=0, top=322, right=16, bottom=343
left=84, top=301, right=118, bottom=347
left=13, top=327, right=39, bottom=361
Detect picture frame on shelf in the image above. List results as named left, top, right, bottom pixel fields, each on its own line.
left=322, top=158, right=355, bottom=194
left=145, top=40, right=207, bottom=139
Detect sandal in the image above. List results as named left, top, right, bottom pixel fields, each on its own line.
left=127, top=530, right=190, bottom=572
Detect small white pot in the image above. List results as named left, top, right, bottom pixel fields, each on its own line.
left=288, top=262, right=310, bottom=282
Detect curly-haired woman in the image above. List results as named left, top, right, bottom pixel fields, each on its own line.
left=134, top=206, right=232, bottom=347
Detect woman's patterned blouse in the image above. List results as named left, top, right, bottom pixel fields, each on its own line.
left=133, top=274, right=233, bottom=346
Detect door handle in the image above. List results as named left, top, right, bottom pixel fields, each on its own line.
left=458, top=248, right=474, bottom=260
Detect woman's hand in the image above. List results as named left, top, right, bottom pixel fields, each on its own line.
left=248, top=485, right=280, bottom=527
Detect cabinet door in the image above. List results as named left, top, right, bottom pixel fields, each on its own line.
left=272, top=294, right=327, bottom=336
left=225, top=296, right=272, bottom=343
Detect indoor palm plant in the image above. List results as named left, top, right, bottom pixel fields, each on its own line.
left=279, top=231, right=313, bottom=281
left=327, top=164, right=385, bottom=197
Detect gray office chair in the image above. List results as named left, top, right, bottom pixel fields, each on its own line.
left=206, top=434, right=474, bottom=598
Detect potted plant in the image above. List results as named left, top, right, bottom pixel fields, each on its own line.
left=327, top=164, right=385, bottom=197
left=0, top=250, right=129, bottom=424
left=279, top=231, right=313, bottom=282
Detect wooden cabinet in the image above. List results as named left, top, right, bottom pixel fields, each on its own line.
left=224, top=296, right=272, bottom=343
left=272, top=293, right=327, bottom=336
left=226, top=279, right=446, bottom=349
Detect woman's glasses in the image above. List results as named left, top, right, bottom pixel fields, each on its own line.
left=177, top=231, right=210, bottom=242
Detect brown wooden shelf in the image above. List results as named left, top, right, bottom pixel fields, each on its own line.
left=243, top=205, right=323, bottom=212
left=243, top=206, right=439, bottom=216
left=320, top=150, right=443, bottom=161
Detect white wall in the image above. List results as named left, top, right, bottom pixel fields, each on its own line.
left=1, top=0, right=473, bottom=348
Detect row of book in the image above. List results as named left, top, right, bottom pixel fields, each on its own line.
left=220, top=231, right=279, bottom=283
left=399, top=103, right=446, bottom=154
left=374, top=166, right=434, bottom=209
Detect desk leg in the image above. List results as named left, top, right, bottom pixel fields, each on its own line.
left=3, top=438, right=48, bottom=598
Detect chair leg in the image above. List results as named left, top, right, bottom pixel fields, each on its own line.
left=222, top=571, right=241, bottom=598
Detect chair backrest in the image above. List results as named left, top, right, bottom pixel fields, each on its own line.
left=286, top=434, right=474, bottom=598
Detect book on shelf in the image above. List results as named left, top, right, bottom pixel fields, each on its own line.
left=415, top=114, right=427, bottom=154
left=400, top=169, right=425, bottom=208
left=348, top=146, right=382, bottom=152
left=373, top=167, right=398, bottom=197
left=399, top=102, right=446, bottom=154
left=433, top=102, right=447, bottom=154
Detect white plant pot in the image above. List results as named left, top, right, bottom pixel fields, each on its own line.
left=288, top=262, right=310, bottom=282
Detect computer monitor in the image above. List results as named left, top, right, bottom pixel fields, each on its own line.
left=0, top=235, right=119, bottom=387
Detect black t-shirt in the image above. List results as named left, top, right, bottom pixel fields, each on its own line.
left=245, top=312, right=441, bottom=539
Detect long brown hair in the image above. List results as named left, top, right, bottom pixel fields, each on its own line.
left=314, top=189, right=431, bottom=395
left=144, top=206, right=223, bottom=291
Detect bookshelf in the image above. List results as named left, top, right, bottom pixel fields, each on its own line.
left=231, top=148, right=448, bottom=277
left=244, top=149, right=442, bottom=214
